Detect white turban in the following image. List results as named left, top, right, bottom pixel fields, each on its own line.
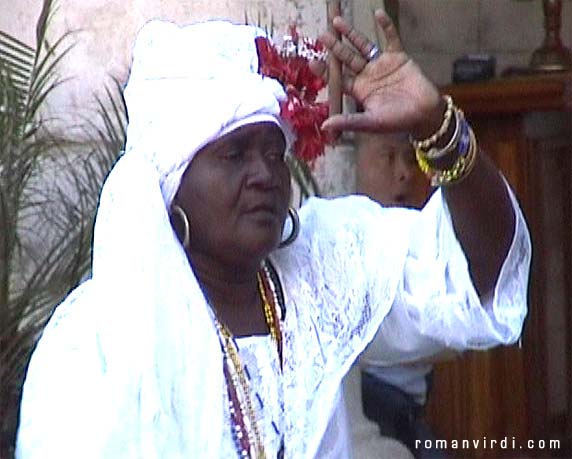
left=123, top=19, right=292, bottom=206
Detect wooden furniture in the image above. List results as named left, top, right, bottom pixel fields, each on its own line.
left=425, top=73, right=572, bottom=459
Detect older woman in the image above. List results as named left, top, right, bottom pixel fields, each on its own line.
left=16, top=10, right=530, bottom=459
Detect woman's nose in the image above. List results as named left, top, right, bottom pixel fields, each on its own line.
left=246, top=153, right=274, bottom=187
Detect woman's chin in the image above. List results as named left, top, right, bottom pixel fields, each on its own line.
left=254, top=236, right=282, bottom=257
left=233, top=233, right=282, bottom=261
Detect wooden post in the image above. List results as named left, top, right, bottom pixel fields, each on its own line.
left=326, top=1, right=343, bottom=117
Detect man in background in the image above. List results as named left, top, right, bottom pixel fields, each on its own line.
left=351, top=131, right=446, bottom=459
left=355, top=131, right=430, bottom=210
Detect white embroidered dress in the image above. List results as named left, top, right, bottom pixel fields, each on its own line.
left=16, top=165, right=530, bottom=458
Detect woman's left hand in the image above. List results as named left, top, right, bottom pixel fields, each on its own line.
left=312, top=9, right=444, bottom=139
left=313, top=10, right=519, bottom=300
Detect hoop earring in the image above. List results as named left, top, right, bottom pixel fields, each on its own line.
left=171, top=204, right=190, bottom=250
left=279, top=207, right=300, bottom=248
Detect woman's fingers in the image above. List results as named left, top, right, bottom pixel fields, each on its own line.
left=309, top=59, right=360, bottom=98
left=313, top=10, right=417, bottom=136
left=375, top=9, right=403, bottom=53
left=318, top=30, right=367, bottom=74
left=309, top=55, right=356, bottom=94
left=332, top=16, right=378, bottom=60
left=321, top=112, right=379, bottom=133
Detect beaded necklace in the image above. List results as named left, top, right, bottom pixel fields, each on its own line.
left=213, top=260, right=283, bottom=459
left=258, top=266, right=283, bottom=367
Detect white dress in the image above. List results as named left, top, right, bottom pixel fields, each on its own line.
left=15, top=154, right=531, bottom=459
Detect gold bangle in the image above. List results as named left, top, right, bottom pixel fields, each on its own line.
left=415, top=148, right=433, bottom=175
left=415, top=124, right=478, bottom=187
left=425, top=108, right=465, bottom=160
left=431, top=126, right=478, bottom=186
left=410, top=95, right=454, bottom=150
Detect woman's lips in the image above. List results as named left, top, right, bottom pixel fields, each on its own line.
left=245, top=203, right=281, bottom=221
left=247, top=203, right=278, bottom=214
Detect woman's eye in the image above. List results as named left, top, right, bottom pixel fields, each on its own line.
left=222, top=149, right=243, bottom=160
left=266, top=148, right=285, bottom=161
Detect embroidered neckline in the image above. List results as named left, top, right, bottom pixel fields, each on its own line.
left=213, top=260, right=284, bottom=459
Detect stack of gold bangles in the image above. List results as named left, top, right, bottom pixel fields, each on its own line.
left=411, top=95, right=478, bottom=186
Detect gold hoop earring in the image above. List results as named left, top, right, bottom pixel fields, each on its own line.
left=171, top=204, right=190, bottom=249
left=279, top=207, right=300, bottom=248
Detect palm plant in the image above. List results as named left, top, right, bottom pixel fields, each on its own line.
left=0, top=1, right=124, bottom=456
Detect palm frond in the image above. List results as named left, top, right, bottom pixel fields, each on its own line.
left=0, top=2, right=123, bottom=456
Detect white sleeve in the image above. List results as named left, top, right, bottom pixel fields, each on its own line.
left=360, top=181, right=531, bottom=367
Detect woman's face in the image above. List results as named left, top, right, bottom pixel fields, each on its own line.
left=175, top=122, right=290, bottom=265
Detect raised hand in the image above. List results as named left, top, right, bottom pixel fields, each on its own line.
left=312, top=9, right=444, bottom=139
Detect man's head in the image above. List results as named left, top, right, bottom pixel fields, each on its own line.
left=356, top=132, right=430, bottom=209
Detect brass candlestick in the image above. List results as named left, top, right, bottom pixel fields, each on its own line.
left=530, top=0, right=572, bottom=71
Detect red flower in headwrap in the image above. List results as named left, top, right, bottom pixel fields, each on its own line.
left=255, top=30, right=331, bottom=164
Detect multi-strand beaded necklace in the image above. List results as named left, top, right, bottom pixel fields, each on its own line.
left=213, top=260, right=283, bottom=459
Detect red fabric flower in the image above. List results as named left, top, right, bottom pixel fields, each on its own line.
left=255, top=33, right=331, bottom=164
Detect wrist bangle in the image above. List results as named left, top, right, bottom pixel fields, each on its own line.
left=410, top=95, right=454, bottom=150
left=415, top=123, right=479, bottom=187
left=424, top=108, right=465, bottom=160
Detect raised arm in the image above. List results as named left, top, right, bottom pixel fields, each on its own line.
left=313, top=10, right=514, bottom=298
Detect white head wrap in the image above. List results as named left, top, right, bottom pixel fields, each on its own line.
left=122, top=19, right=291, bottom=206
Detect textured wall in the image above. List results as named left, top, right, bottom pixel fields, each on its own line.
left=397, top=0, right=572, bottom=85
left=0, top=0, right=353, bottom=195
left=1, top=1, right=330, bottom=121
left=2, top=0, right=571, bottom=195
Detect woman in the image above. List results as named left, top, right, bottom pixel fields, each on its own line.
left=16, top=10, right=530, bottom=459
